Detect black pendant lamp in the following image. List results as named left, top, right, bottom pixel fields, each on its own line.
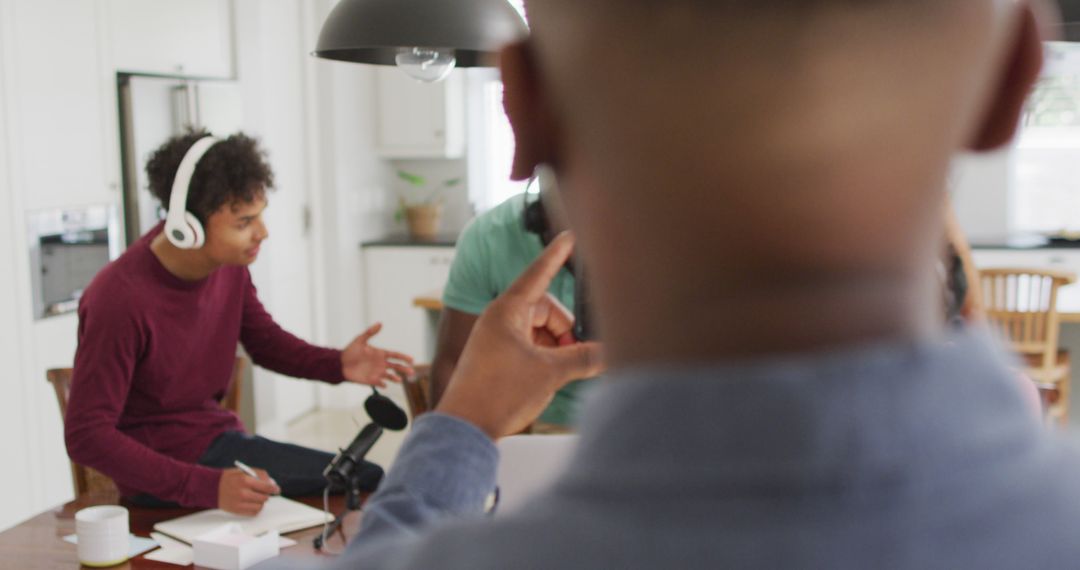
left=313, top=0, right=528, bottom=82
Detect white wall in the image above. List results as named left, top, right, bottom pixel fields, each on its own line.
left=0, top=0, right=37, bottom=531
left=951, top=149, right=1013, bottom=240
left=0, top=0, right=119, bottom=531
left=233, top=0, right=325, bottom=432
left=296, top=0, right=405, bottom=411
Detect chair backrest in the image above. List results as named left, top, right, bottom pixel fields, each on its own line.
left=401, top=364, right=433, bottom=420
left=47, top=356, right=248, bottom=497
left=45, top=368, right=117, bottom=496
left=979, top=268, right=1077, bottom=370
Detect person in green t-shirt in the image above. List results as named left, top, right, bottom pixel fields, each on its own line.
left=432, top=186, right=594, bottom=430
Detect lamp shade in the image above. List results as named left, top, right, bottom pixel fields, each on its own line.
left=313, top=0, right=528, bottom=68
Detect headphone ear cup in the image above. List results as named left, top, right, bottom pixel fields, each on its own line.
left=165, top=218, right=195, bottom=249
left=185, top=211, right=206, bottom=249
left=524, top=199, right=550, bottom=237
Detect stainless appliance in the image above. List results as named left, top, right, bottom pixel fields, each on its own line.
left=27, top=205, right=121, bottom=319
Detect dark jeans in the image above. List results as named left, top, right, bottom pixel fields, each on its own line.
left=129, top=431, right=383, bottom=508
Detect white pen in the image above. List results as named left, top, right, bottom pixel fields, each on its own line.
left=233, top=460, right=259, bottom=478
left=234, top=460, right=280, bottom=493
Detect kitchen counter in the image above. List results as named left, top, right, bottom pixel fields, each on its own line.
left=361, top=234, right=457, bottom=248
left=970, top=234, right=1080, bottom=250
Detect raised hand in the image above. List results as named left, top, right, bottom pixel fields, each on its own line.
left=341, top=323, right=415, bottom=388
left=437, top=232, right=605, bottom=439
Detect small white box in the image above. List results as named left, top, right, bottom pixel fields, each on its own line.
left=192, top=523, right=280, bottom=570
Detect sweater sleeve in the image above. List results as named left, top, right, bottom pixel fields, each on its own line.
left=65, top=291, right=222, bottom=508
left=239, top=271, right=344, bottom=383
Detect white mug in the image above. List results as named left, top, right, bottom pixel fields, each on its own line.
left=75, top=505, right=129, bottom=566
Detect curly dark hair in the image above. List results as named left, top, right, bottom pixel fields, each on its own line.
left=145, top=129, right=275, bottom=224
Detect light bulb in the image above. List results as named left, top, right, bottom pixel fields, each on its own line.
left=395, top=47, right=457, bottom=83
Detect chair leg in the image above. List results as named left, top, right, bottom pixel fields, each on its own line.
left=1059, top=367, right=1071, bottom=427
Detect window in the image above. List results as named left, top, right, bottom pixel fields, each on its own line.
left=466, top=71, right=528, bottom=212
left=1012, top=42, right=1080, bottom=234
left=465, top=0, right=528, bottom=212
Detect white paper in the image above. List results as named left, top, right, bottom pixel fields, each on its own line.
left=62, top=533, right=159, bottom=559
left=144, top=545, right=195, bottom=566
left=145, top=532, right=195, bottom=566
left=145, top=529, right=297, bottom=565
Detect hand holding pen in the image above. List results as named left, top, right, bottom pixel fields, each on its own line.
left=217, top=460, right=281, bottom=516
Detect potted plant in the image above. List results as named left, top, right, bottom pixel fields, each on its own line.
left=395, top=170, right=461, bottom=240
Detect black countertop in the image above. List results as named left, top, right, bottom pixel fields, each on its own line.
left=968, top=234, right=1080, bottom=250
left=361, top=234, right=457, bottom=248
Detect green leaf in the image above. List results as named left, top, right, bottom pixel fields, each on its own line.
left=397, top=170, right=427, bottom=186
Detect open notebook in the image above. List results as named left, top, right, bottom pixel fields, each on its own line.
left=153, top=496, right=333, bottom=544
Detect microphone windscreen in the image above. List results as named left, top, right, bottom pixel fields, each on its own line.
left=365, top=390, right=408, bottom=431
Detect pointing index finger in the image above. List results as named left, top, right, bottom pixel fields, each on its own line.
left=505, top=232, right=575, bottom=302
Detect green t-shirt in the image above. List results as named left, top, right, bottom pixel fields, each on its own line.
left=443, top=193, right=592, bottom=426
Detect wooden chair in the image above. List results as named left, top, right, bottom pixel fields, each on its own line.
left=46, top=356, right=248, bottom=497
left=399, top=365, right=548, bottom=433
left=980, top=268, right=1077, bottom=425
left=401, top=364, right=433, bottom=420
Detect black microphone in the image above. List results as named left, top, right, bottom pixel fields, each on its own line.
left=323, top=422, right=383, bottom=489
left=365, top=387, right=408, bottom=431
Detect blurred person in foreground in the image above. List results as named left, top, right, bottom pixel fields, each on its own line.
left=268, top=0, right=1079, bottom=567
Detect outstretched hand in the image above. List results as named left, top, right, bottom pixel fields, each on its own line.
left=437, top=232, right=605, bottom=439
left=341, top=323, right=415, bottom=388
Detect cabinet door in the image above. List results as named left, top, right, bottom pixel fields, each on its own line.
left=363, top=246, right=455, bottom=408
left=375, top=68, right=465, bottom=158
left=363, top=247, right=455, bottom=361
left=972, top=249, right=1080, bottom=313
left=8, top=0, right=114, bottom=211
left=107, top=0, right=234, bottom=78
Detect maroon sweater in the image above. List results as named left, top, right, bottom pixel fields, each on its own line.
left=65, top=225, right=344, bottom=508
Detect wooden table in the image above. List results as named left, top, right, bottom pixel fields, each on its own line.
left=1059, top=312, right=1080, bottom=324
left=412, top=290, right=443, bottom=312
left=0, top=490, right=361, bottom=569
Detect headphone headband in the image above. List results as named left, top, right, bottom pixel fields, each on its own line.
left=165, top=135, right=219, bottom=248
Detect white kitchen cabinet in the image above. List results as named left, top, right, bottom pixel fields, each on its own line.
left=972, top=248, right=1080, bottom=313
left=374, top=67, right=465, bottom=158
left=363, top=246, right=455, bottom=363
left=7, top=0, right=115, bottom=211
left=106, top=0, right=235, bottom=78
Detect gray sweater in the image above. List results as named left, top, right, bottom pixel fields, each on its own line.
left=267, top=330, right=1080, bottom=569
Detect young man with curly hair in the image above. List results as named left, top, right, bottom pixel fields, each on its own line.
left=65, top=130, right=412, bottom=516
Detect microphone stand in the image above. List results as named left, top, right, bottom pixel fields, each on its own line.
left=313, top=391, right=408, bottom=550
left=313, top=470, right=368, bottom=550
left=314, top=421, right=384, bottom=551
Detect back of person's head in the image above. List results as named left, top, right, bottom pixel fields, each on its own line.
left=145, top=129, right=275, bottom=226
left=503, top=0, right=1049, bottom=363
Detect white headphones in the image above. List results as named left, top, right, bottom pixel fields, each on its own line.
left=164, top=135, right=220, bottom=249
